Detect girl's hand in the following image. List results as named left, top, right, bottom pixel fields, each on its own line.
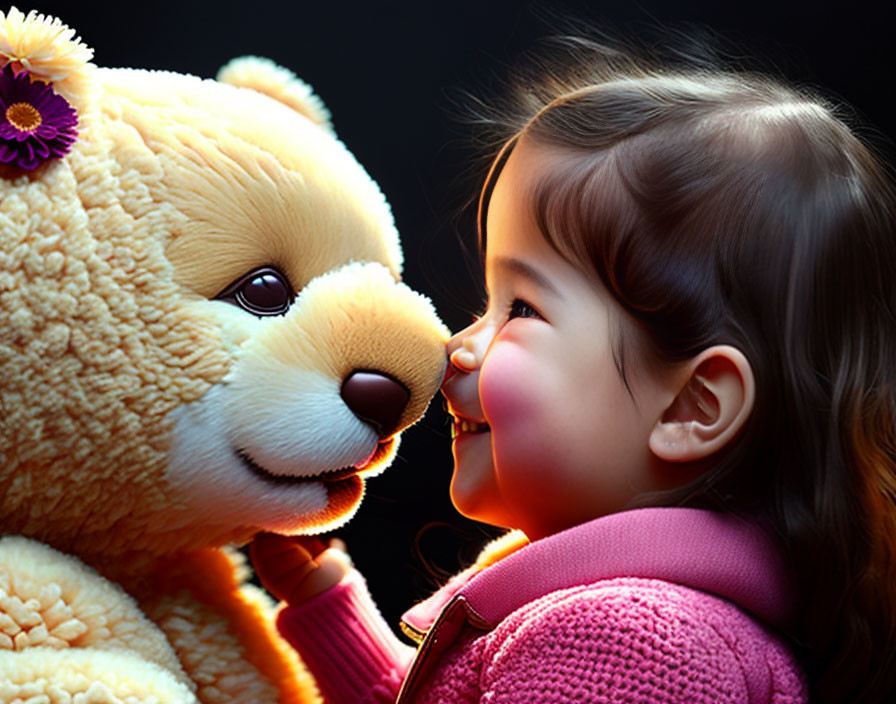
left=250, top=532, right=352, bottom=605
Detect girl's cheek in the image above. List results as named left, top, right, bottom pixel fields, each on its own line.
left=479, top=342, right=541, bottom=434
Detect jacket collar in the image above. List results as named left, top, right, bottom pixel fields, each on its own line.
left=402, top=507, right=794, bottom=639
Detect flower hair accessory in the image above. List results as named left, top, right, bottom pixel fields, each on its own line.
left=0, top=7, right=94, bottom=171
left=0, top=64, right=76, bottom=169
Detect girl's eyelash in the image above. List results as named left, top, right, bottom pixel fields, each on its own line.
left=508, top=298, right=543, bottom=320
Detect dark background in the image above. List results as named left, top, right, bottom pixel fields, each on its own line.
left=33, top=0, right=895, bottom=630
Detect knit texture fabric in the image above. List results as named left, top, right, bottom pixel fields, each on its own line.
left=277, top=569, right=414, bottom=704
left=413, top=578, right=804, bottom=703
left=277, top=509, right=807, bottom=703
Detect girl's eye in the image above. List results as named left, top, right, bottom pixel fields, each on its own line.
left=215, top=267, right=294, bottom=316
left=508, top=299, right=543, bottom=320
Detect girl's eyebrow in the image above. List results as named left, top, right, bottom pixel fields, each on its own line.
left=491, top=256, right=563, bottom=298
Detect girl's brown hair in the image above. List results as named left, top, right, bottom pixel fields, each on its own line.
left=476, top=40, right=896, bottom=703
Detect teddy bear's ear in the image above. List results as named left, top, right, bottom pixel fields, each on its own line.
left=217, top=56, right=334, bottom=134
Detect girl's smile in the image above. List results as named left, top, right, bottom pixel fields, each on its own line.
left=449, top=417, right=490, bottom=438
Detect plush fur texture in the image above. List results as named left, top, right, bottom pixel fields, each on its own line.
left=0, top=8, right=447, bottom=702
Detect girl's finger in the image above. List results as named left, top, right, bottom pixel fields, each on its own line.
left=251, top=532, right=312, bottom=560
left=289, top=548, right=351, bottom=602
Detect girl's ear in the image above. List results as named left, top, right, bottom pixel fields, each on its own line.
left=649, top=346, right=755, bottom=463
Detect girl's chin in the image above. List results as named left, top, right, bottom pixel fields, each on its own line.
left=449, top=434, right=500, bottom=519
left=451, top=432, right=493, bottom=485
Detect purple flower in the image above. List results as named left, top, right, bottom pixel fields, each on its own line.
left=0, top=64, right=77, bottom=170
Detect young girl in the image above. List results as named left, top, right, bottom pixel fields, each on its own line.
left=251, top=40, right=896, bottom=704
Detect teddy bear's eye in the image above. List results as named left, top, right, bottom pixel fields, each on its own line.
left=214, top=267, right=294, bottom=316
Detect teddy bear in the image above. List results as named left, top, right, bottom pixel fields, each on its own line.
left=0, top=7, right=447, bottom=702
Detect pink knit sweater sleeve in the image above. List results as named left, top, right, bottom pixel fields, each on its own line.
left=276, top=569, right=415, bottom=704
left=420, top=577, right=806, bottom=703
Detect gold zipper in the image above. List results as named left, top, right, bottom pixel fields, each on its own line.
left=399, top=619, right=426, bottom=646
left=395, top=595, right=492, bottom=703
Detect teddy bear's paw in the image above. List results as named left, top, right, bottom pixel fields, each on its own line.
left=0, top=647, right=198, bottom=703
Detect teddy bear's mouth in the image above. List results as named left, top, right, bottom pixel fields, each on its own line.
left=236, top=438, right=395, bottom=484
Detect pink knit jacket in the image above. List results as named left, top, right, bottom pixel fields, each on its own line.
left=277, top=508, right=807, bottom=703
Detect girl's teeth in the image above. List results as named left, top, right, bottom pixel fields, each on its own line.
left=451, top=419, right=489, bottom=438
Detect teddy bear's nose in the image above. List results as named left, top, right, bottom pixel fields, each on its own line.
left=340, top=370, right=410, bottom=438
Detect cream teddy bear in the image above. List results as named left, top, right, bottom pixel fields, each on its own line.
left=0, top=7, right=447, bottom=702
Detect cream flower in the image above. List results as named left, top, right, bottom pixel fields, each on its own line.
left=0, top=6, right=93, bottom=84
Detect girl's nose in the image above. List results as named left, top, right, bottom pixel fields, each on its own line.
left=443, top=319, right=493, bottom=399
left=449, top=338, right=479, bottom=372
left=442, top=337, right=477, bottom=386
left=446, top=318, right=492, bottom=375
